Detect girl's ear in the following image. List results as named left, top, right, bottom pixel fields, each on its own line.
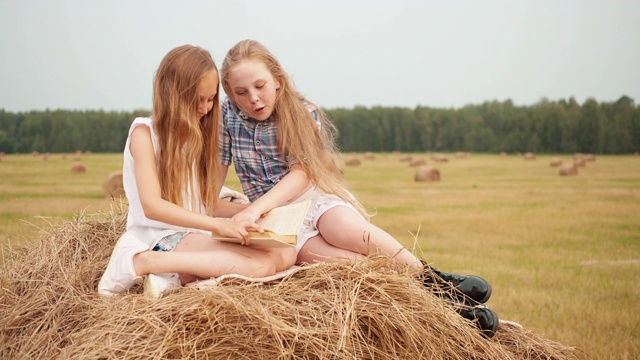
left=275, top=79, right=281, bottom=90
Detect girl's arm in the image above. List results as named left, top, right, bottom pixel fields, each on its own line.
left=232, top=164, right=310, bottom=223
left=130, top=126, right=260, bottom=242
left=211, top=164, right=248, bottom=218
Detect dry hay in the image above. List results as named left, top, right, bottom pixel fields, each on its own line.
left=559, top=164, right=578, bottom=176
left=345, top=155, right=361, bottom=166
left=500, top=152, right=508, bottom=157
left=414, top=165, right=441, bottom=182
left=71, top=162, right=87, bottom=173
left=408, top=158, right=427, bottom=167
left=549, top=158, right=563, bottom=167
left=455, top=152, right=471, bottom=159
left=0, top=211, right=586, bottom=360
left=103, top=171, right=125, bottom=199
left=399, top=155, right=412, bottom=162
left=431, top=154, right=449, bottom=163
left=364, top=152, right=376, bottom=160
left=523, top=152, right=536, bottom=161
left=573, top=157, right=586, bottom=168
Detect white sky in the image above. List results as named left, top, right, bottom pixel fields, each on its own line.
left=1, top=0, right=639, bottom=112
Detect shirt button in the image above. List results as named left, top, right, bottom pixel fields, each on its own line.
left=256, top=140, right=260, bottom=145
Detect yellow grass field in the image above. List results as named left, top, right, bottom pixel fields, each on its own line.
left=1, top=152, right=639, bottom=359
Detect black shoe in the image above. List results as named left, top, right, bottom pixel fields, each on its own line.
left=456, top=305, right=499, bottom=338
left=420, top=261, right=492, bottom=305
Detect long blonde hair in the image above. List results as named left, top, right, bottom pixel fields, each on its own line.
left=152, top=45, right=221, bottom=214
left=221, top=39, right=367, bottom=218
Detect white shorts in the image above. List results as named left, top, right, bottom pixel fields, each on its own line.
left=292, top=187, right=364, bottom=254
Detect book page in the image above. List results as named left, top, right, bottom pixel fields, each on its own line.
left=256, top=200, right=311, bottom=235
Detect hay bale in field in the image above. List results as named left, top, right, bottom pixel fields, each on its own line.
left=399, top=155, right=412, bottom=162
left=364, top=152, right=375, bottom=160
left=574, top=157, right=586, bottom=168
left=345, top=156, right=361, bottom=166
left=584, top=154, right=596, bottom=162
left=524, top=152, right=536, bottom=160
left=500, top=152, right=508, bottom=157
left=409, top=158, right=427, bottom=167
left=0, top=210, right=586, bottom=360
left=559, top=164, right=578, bottom=176
left=71, top=162, right=86, bottom=173
left=414, top=165, right=440, bottom=182
left=431, top=154, right=449, bottom=163
left=102, top=171, right=125, bottom=199
left=550, top=157, right=563, bottom=167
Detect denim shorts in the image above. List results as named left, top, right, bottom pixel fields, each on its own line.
left=152, top=232, right=189, bottom=252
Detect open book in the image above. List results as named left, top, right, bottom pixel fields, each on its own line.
left=214, top=199, right=311, bottom=248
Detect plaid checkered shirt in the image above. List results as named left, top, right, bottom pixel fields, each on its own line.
left=220, top=97, right=320, bottom=202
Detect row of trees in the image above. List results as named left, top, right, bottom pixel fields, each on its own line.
left=1, top=96, right=638, bottom=155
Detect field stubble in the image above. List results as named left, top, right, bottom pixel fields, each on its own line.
left=1, top=151, right=639, bottom=359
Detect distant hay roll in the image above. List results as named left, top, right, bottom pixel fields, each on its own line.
left=409, top=159, right=427, bottom=167
left=399, top=155, right=412, bottom=162
left=71, top=163, right=86, bottom=173
left=559, top=164, right=578, bottom=176
left=345, top=156, right=361, bottom=166
left=414, top=165, right=440, bottom=182
left=584, top=154, right=596, bottom=162
left=549, top=157, right=563, bottom=167
left=574, top=157, right=586, bottom=168
left=103, top=171, right=125, bottom=198
left=524, top=152, right=536, bottom=160
left=500, top=152, right=507, bottom=157
left=364, top=152, right=375, bottom=160
left=431, top=154, right=449, bottom=163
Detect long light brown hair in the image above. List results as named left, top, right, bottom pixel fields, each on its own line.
left=152, top=45, right=221, bottom=214
left=221, top=39, right=367, bottom=218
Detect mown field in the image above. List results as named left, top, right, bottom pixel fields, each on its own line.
left=1, top=151, right=639, bottom=359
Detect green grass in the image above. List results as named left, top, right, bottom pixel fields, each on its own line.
left=1, top=152, right=640, bottom=359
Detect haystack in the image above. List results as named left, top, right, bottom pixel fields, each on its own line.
left=414, top=165, right=440, bottom=182
left=102, top=171, right=125, bottom=199
left=345, top=156, right=361, bottom=166
left=549, top=158, right=563, bottom=167
left=524, top=152, right=536, bottom=160
left=399, top=155, right=412, bottom=162
left=364, top=152, right=375, bottom=160
left=0, top=210, right=585, bottom=360
left=559, top=164, right=578, bottom=176
left=408, top=158, right=427, bottom=167
left=71, top=162, right=86, bottom=173
left=431, top=154, right=449, bottom=163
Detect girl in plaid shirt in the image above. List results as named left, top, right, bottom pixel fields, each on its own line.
left=219, top=39, right=499, bottom=337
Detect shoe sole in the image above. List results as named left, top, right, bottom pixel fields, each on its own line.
left=479, top=306, right=499, bottom=338
left=143, top=274, right=161, bottom=299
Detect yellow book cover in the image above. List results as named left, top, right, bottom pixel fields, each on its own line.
left=214, top=199, right=311, bottom=248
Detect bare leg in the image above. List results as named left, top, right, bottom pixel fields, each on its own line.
left=297, top=234, right=366, bottom=265
left=312, top=206, right=423, bottom=275
left=132, top=233, right=296, bottom=282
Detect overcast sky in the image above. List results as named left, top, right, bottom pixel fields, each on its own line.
left=1, top=0, right=639, bottom=113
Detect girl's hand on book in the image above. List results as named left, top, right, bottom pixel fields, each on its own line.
left=215, top=219, right=259, bottom=246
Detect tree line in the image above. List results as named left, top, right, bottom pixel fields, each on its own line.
left=1, top=96, right=638, bottom=155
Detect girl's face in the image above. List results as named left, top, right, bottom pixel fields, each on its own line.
left=227, top=59, right=280, bottom=121
left=197, top=69, right=218, bottom=120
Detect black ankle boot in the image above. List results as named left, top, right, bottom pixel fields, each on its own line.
left=455, top=305, right=499, bottom=338
left=420, top=261, right=492, bottom=305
